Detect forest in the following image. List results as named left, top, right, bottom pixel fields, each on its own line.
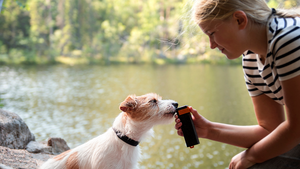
left=0, top=0, right=299, bottom=65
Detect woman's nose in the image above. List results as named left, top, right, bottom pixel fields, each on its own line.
left=210, top=38, right=217, bottom=49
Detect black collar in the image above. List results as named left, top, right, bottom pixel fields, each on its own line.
left=113, top=128, right=139, bottom=146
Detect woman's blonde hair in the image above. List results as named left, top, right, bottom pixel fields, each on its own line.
left=192, top=0, right=300, bottom=25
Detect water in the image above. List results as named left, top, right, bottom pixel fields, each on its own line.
left=0, top=64, right=257, bottom=169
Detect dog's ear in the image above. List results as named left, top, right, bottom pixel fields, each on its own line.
left=119, top=95, right=137, bottom=112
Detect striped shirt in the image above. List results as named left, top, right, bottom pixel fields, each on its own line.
left=243, top=14, right=300, bottom=105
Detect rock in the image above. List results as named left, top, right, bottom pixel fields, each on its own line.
left=0, top=146, right=54, bottom=169
left=47, top=137, right=70, bottom=155
left=26, top=141, right=52, bottom=154
left=0, top=109, right=35, bottom=149
left=250, top=144, right=300, bottom=169
left=0, top=146, right=38, bottom=169
left=26, top=138, right=70, bottom=155
left=0, top=109, right=70, bottom=168
left=31, top=153, right=54, bottom=167
left=0, top=164, right=13, bottom=169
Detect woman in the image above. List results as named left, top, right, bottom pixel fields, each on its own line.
left=174, top=0, right=300, bottom=168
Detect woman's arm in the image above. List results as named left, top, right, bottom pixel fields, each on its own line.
left=244, top=75, right=300, bottom=164
left=175, top=94, right=285, bottom=148
left=205, top=93, right=285, bottom=148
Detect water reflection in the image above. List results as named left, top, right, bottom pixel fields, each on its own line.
left=0, top=64, right=257, bottom=168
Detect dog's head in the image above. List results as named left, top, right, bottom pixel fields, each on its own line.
left=119, top=93, right=178, bottom=124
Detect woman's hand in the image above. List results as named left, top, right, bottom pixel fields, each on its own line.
left=174, top=106, right=211, bottom=139
left=229, top=150, right=256, bottom=169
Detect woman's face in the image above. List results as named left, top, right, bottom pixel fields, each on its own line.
left=199, top=16, right=246, bottom=60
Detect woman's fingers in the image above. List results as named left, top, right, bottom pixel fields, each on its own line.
left=177, top=129, right=183, bottom=136
left=189, top=106, right=201, bottom=119
left=175, top=120, right=182, bottom=129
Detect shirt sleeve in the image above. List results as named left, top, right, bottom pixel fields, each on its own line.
left=244, top=75, right=263, bottom=97
left=273, top=26, right=300, bottom=81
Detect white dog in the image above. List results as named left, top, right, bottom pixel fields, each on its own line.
left=40, top=93, right=178, bottom=169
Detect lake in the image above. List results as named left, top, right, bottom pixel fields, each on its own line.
left=0, top=64, right=257, bottom=169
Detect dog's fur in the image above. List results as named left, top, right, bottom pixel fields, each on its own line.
left=40, top=93, right=178, bottom=169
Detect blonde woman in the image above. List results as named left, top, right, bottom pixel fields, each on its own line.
left=175, top=0, right=300, bottom=168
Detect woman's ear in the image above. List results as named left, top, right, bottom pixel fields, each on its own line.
left=233, top=11, right=248, bottom=30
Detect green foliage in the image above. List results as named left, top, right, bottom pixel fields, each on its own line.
left=0, top=0, right=297, bottom=65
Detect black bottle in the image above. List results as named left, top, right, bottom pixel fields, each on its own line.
left=176, top=105, right=200, bottom=148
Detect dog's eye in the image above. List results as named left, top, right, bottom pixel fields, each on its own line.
left=149, top=99, right=157, bottom=104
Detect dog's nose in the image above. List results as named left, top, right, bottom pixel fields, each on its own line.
left=172, top=102, right=178, bottom=108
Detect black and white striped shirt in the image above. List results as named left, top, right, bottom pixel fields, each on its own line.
left=243, top=14, right=300, bottom=105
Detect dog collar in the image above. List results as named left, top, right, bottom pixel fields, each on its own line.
left=113, top=128, right=140, bottom=146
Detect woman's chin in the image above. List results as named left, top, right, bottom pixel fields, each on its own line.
left=225, top=53, right=242, bottom=60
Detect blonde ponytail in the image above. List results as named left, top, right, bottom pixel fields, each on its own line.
left=192, top=0, right=300, bottom=26
left=275, top=8, right=300, bottom=18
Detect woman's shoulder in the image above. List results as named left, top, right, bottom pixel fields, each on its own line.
left=267, top=16, right=300, bottom=53
left=268, top=16, right=300, bottom=38
left=269, top=15, right=300, bottom=27
left=267, top=16, right=300, bottom=82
